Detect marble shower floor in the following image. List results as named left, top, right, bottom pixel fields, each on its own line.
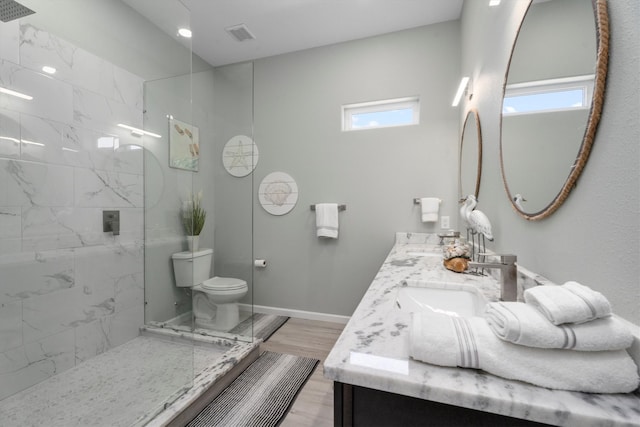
left=0, top=335, right=228, bottom=427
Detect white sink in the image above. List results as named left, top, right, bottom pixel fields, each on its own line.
left=395, top=280, right=487, bottom=317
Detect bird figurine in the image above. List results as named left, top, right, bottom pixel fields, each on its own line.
left=513, top=194, right=527, bottom=211
left=466, top=195, right=494, bottom=241
left=459, top=196, right=471, bottom=238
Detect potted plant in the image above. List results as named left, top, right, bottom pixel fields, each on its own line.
left=182, top=191, right=206, bottom=251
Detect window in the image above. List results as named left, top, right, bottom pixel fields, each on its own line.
left=342, top=97, right=420, bottom=131
left=503, top=75, right=594, bottom=115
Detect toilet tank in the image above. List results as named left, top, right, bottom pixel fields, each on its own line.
left=171, top=248, right=213, bottom=287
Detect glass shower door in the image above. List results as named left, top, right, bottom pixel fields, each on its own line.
left=210, top=62, right=256, bottom=341
left=0, top=0, right=196, bottom=424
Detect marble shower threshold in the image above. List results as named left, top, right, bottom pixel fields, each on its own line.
left=0, top=333, right=258, bottom=427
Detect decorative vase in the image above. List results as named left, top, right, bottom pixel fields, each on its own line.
left=187, top=235, right=199, bottom=252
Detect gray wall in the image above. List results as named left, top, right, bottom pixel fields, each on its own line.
left=460, top=0, right=639, bottom=324
left=241, top=22, right=461, bottom=316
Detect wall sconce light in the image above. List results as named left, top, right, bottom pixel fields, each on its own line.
left=452, top=77, right=472, bottom=107
left=117, top=123, right=162, bottom=138
left=0, top=86, right=33, bottom=100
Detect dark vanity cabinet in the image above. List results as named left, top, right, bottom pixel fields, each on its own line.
left=334, top=382, right=551, bottom=427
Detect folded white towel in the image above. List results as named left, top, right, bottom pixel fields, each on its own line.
left=485, top=301, right=633, bottom=351
left=315, top=203, right=339, bottom=238
left=409, top=312, right=639, bottom=393
left=420, top=198, right=440, bottom=222
left=524, top=281, right=612, bottom=325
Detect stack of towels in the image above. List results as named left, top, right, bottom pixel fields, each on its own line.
left=409, top=281, right=639, bottom=393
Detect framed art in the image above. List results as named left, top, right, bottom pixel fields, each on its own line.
left=258, top=171, right=299, bottom=215
left=169, top=117, right=199, bottom=171
left=223, top=135, right=259, bottom=177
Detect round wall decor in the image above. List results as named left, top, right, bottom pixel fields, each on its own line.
left=258, top=171, right=299, bottom=215
left=222, top=135, right=259, bottom=177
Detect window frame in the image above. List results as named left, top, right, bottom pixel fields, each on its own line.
left=341, top=96, right=420, bottom=132
left=503, top=74, right=595, bottom=116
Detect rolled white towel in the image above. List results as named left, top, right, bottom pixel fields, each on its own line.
left=485, top=302, right=633, bottom=351
left=409, top=312, right=639, bottom=393
left=524, top=281, right=611, bottom=325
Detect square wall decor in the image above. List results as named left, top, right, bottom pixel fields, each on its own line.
left=169, top=117, right=199, bottom=171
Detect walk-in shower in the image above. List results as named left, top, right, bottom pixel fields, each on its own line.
left=0, top=1, right=256, bottom=425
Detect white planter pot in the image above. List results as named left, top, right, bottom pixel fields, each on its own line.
left=187, top=235, right=199, bottom=251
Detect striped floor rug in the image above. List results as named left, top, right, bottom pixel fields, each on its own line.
left=187, top=351, right=319, bottom=427
left=229, top=313, right=290, bottom=341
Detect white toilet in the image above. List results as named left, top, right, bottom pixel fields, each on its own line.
left=171, top=248, right=248, bottom=331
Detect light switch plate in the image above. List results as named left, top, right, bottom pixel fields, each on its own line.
left=440, top=216, right=450, bottom=229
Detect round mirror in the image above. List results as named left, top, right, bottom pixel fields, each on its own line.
left=500, top=0, right=609, bottom=220
left=459, top=109, right=482, bottom=200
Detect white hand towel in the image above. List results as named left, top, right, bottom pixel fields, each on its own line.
left=315, top=203, right=339, bottom=238
left=524, top=281, right=612, bottom=325
left=420, top=198, right=440, bottom=222
left=484, top=302, right=633, bottom=351
left=409, top=312, right=639, bottom=393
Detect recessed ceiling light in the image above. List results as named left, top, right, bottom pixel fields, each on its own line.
left=178, top=28, right=192, bottom=38
left=489, top=0, right=501, bottom=6
left=42, top=65, right=57, bottom=74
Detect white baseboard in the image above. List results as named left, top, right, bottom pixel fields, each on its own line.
left=238, top=303, right=350, bottom=325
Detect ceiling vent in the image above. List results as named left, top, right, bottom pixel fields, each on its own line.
left=225, top=24, right=256, bottom=42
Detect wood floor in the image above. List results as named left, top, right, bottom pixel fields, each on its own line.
left=260, top=317, right=345, bottom=427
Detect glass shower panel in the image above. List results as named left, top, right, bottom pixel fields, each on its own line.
left=143, top=72, right=198, bottom=423
left=143, top=73, right=196, bottom=328
left=150, top=62, right=257, bottom=342
left=1, top=0, right=258, bottom=423
left=138, top=0, right=198, bottom=419
left=211, top=62, right=255, bottom=341
left=0, top=0, right=195, bottom=423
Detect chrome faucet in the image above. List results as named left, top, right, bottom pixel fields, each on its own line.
left=437, top=230, right=460, bottom=246
left=468, top=254, right=517, bottom=302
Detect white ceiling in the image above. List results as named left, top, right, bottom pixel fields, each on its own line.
left=124, top=0, right=463, bottom=67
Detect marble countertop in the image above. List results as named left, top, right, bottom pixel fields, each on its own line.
left=324, top=232, right=640, bottom=427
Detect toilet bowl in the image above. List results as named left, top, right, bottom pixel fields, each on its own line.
left=192, top=277, right=248, bottom=331
left=171, top=248, right=248, bottom=332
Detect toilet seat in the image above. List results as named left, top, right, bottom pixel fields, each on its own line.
left=202, top=276, right=247, bottom=291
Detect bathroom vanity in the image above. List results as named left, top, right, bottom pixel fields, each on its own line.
left=323, top=233, right=640, bottom=427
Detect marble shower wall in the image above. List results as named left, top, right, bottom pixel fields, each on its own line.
left=0, top=21, right=145, bottom=400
